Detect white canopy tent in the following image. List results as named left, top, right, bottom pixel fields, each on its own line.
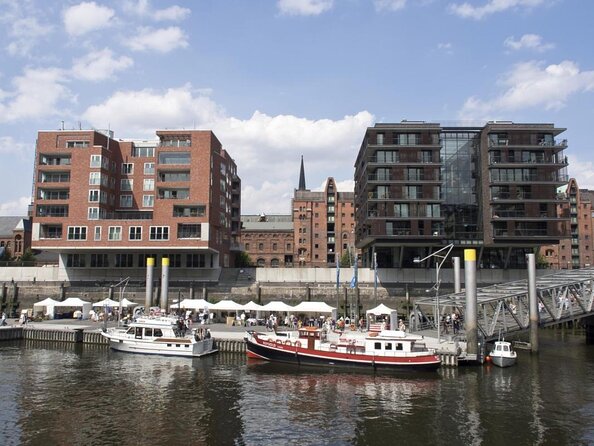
left=120, top=298, right=138, bottom=308
left=208, top=300, right=244, bottom=312
left=33, top=297, right=59, bottom=319
left=242, top=301, right=264, bottom=312
left=171, top=298, right=210, bottom=310
left=261, top=301, right=295, bottom=313
left=93, top=298, right=120, bottom=308
left=366, top=303, right=396, bottom=316
left=292, top=301, right=336, bottom=314
left=53, top=297, right=92, bottom=320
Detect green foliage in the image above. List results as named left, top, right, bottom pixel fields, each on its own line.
left=236, top=251, right=252, bottom=267
left=20, top=249, right=36, bottom=262
left=340, top=251, right=351, bottom=268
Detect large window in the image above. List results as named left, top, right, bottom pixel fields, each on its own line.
left=88, top=207, right=99, bottom=220
left=150, top=226, right=169, bottom=240
left=144, top=162, right=155, bottom=174
left=143, top=179, right=155, bottom=191
left=177, top=224, right=201, bottom=239
left=132, top=146, right=155, bottom=157
left=158, top=152, right=190, bottom=165
left=394, top=203, right=409, bottom=217
left=143, top=195, right=154, bottom=208
left=395, top=133, right=420, bottom=145
left=121, top=163, right=134, bottom=174
left=173, top=205, right=206, bottom=217
left=120, top=195, right=133, bottom=208
left=115, top=254, right=134, bottom=267
left=67, top=226, right=87, bottom=240
left=66, top=253, right=86, bottom=267
left=108, top=226, right=122, bottom=241
left=120, top=179, right=133, bottom=191
left=66, top=141, right=89, bottom=148
left=129, top=226, right=142, bottom=240
left=90, top=254, right=109, bottom=268
left=90, top=155, right=102, bottom=168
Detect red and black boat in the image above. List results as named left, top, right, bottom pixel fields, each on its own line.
left=245, top=326, right=441, bottom=371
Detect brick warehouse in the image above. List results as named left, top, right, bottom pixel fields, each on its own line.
left=31, top=129, right=240, bottom=283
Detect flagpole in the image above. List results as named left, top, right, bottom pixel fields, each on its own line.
left=373, top=251, right=378, bottom=308
left=336, top=257, right=340, bottom=320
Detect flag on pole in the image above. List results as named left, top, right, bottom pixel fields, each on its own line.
left=373, top=252, right=378, bottom=290
left=336, top=257, right=340, bottom=291
left=350, top=255, right=358, bottom=288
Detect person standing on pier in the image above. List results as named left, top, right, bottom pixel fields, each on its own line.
left=1, top=311, right=6, bottom=326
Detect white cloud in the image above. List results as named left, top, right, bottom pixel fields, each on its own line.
left=72, top=48, right=134, bottom=82
left=125, top=26, right=189, bottom=52
left=7, top=17, right=53, bottom=56
left=449, top=0, right=545, bottom=20
left=63, top=2, right=115, bottom=36
left=0, top=67, right=72, bottom=123
left=568, top=155, right=594, bottom=190
left=123, top=0, right=191, bottom=21
left=374, top=0, right=407, bottom=12
left=504, top=34, right=554, bottom=52
left=437, top=42, right=453, bottom=54
left=460, top=60, right=594, bottom=118
left=0, top=136, right=31, bottom=155
left=277, top=0, right=334, bottom=16
left=0, top=196, right=31, bottom=217
left=82, top=85, right=374, bottom=213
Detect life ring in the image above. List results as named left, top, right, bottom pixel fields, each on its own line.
left=275, top=339, right=283, bottom=346
left=294, top=341, right=302, bottom=348
left=284, top=340, right=292, bottom=345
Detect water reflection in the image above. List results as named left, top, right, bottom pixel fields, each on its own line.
left=0, top=330, right=593, bottom=446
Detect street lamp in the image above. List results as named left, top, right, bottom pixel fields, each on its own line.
left=413, top=244, right=454, bottom=343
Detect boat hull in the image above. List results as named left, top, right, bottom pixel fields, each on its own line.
left=490, top=355, right=516, bottom=368
left=246, top=337, right=440, bottom=371
left=104, top=334, right=217, bottom=358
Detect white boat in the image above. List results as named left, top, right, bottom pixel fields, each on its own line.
left=101, top=316, right=217, bottom=358
left=489, top=339, right=517, bottom=368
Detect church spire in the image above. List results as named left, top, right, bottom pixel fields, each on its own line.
left=298, top=155, right=306, bottom=191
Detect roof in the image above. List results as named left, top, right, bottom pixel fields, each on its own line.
left=0, top=217, right=30, bottom=237
left=242, top=221, right=293, bottom=231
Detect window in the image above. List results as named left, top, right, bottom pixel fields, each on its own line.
left=66, top=253, right=86, bottom=267
left=120, top=195, right=133, bottom=208
left=89, top=172, right=101, bottom=185
left=165, top=254, right=182, bottom=268
left=143, top=179, right=154, bottom=191
left=90, top=254, right=109, bottom=267
left=121, top=163, right=134, bottom=174
left=90, top=155, right=102, bottom=168
left=376, top=133, right=384, bottom=145
left=66, top=141, right=89, bottom=148
left=88, top=207, right=99, bottom=220
left=394, top=204, right=409, bottom=217
left=143, top=195, right=154, bottom=208
left=132, top=146, right=155, bottom=157
left=245, top=243, right=250, bottom=251
left=67, top=226, right=87, bottom=240
left=144, top=162, right=155, bottom=174
left=108, top=226, right=122, bottom=241
left=186, top=253, right=206, bottom=268
left=129, top=226, right=142, bottom=240
left=115, top=253, right=134, bottom=267
left=272, top=243, right=278, bottom=251
left=94, top=226, right=101, bottom=241
left=395, top=133, right=420, bottom=145
left=177, top=224, right=201, bottom=239
left=89, top=190, right=99, bottom=202
left=258, top=243, right=264, bottom=251
left=158, top=152, right=191, bottom=164
left=150, top=226, right=169, bottom=240
left=120, top=179, right=133, bottom=191
left=173, top=205, right=206, bottom=217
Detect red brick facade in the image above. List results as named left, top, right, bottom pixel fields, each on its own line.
left=31, top=129, right=240, bottom=274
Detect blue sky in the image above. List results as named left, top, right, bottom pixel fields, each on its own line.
left=1, top=0, right=593, bottom=216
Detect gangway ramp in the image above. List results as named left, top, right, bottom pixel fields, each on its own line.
left=413, top=267, right=594, bottom=342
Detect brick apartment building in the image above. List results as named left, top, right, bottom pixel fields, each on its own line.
left=355, top=121, right=570, bottom=269
left=540, top=178, right=594, bottom=269
left=31, top=129, right=240, bottom=282
left=240, top=157, right=356, bottom=268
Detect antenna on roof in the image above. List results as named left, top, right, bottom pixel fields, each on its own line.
left=61, top=121, right=64, bottom=131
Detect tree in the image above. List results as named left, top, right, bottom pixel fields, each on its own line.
left=340, top=252, right=351, bottom=268
left=20, top=249, right=37, bottom=263
left=236, top=251, right=252, bottom=267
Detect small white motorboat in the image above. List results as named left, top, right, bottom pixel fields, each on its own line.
left=489, top=339, right=517, bottom=368
left=101, top=316, right=217, bottom=358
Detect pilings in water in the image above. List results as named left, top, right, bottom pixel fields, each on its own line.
left=464, top=249, right=478, bottom=357
left=145, top=257, right=154, bottom=310
left=160, top=257, right=169, bottom=309
left=527, top=253, right=539, bottom=353
left=213, top=339, right=246, bottom=353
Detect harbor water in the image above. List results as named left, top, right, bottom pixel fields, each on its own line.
left=0, top=329, right=593, bottom=446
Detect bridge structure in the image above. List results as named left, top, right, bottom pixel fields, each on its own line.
left=412, top=267, right=594, bottom=343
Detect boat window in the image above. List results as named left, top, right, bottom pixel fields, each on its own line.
left=145, top=328, right=153, bottom=337
left=135, top=327, right=142, bottom=339
left=374, top=342, right=382, bottom=350
left=496, top=345, right=502, bottom=351
left=396, top=343, right=403, bottom=351
left=126, top=327, right=134, bottom=335
left=154, top=329, right=163, bottom=337
left=385, top=343, right=392, bottom=350
left=503, top=345, right=509, bottom=351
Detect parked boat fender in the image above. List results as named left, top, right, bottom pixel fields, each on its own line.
left=284, top=340, right=292, bottom=346
left=294, top=341, right=302, bottom=348
left=275, top=339, right=283, bottom=347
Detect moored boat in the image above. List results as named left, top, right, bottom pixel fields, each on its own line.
left=101, top=316, right=217, bottom=358
left=245, top=326, right=440, bottom=371
left=488, top=339, right=517, bottom=368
